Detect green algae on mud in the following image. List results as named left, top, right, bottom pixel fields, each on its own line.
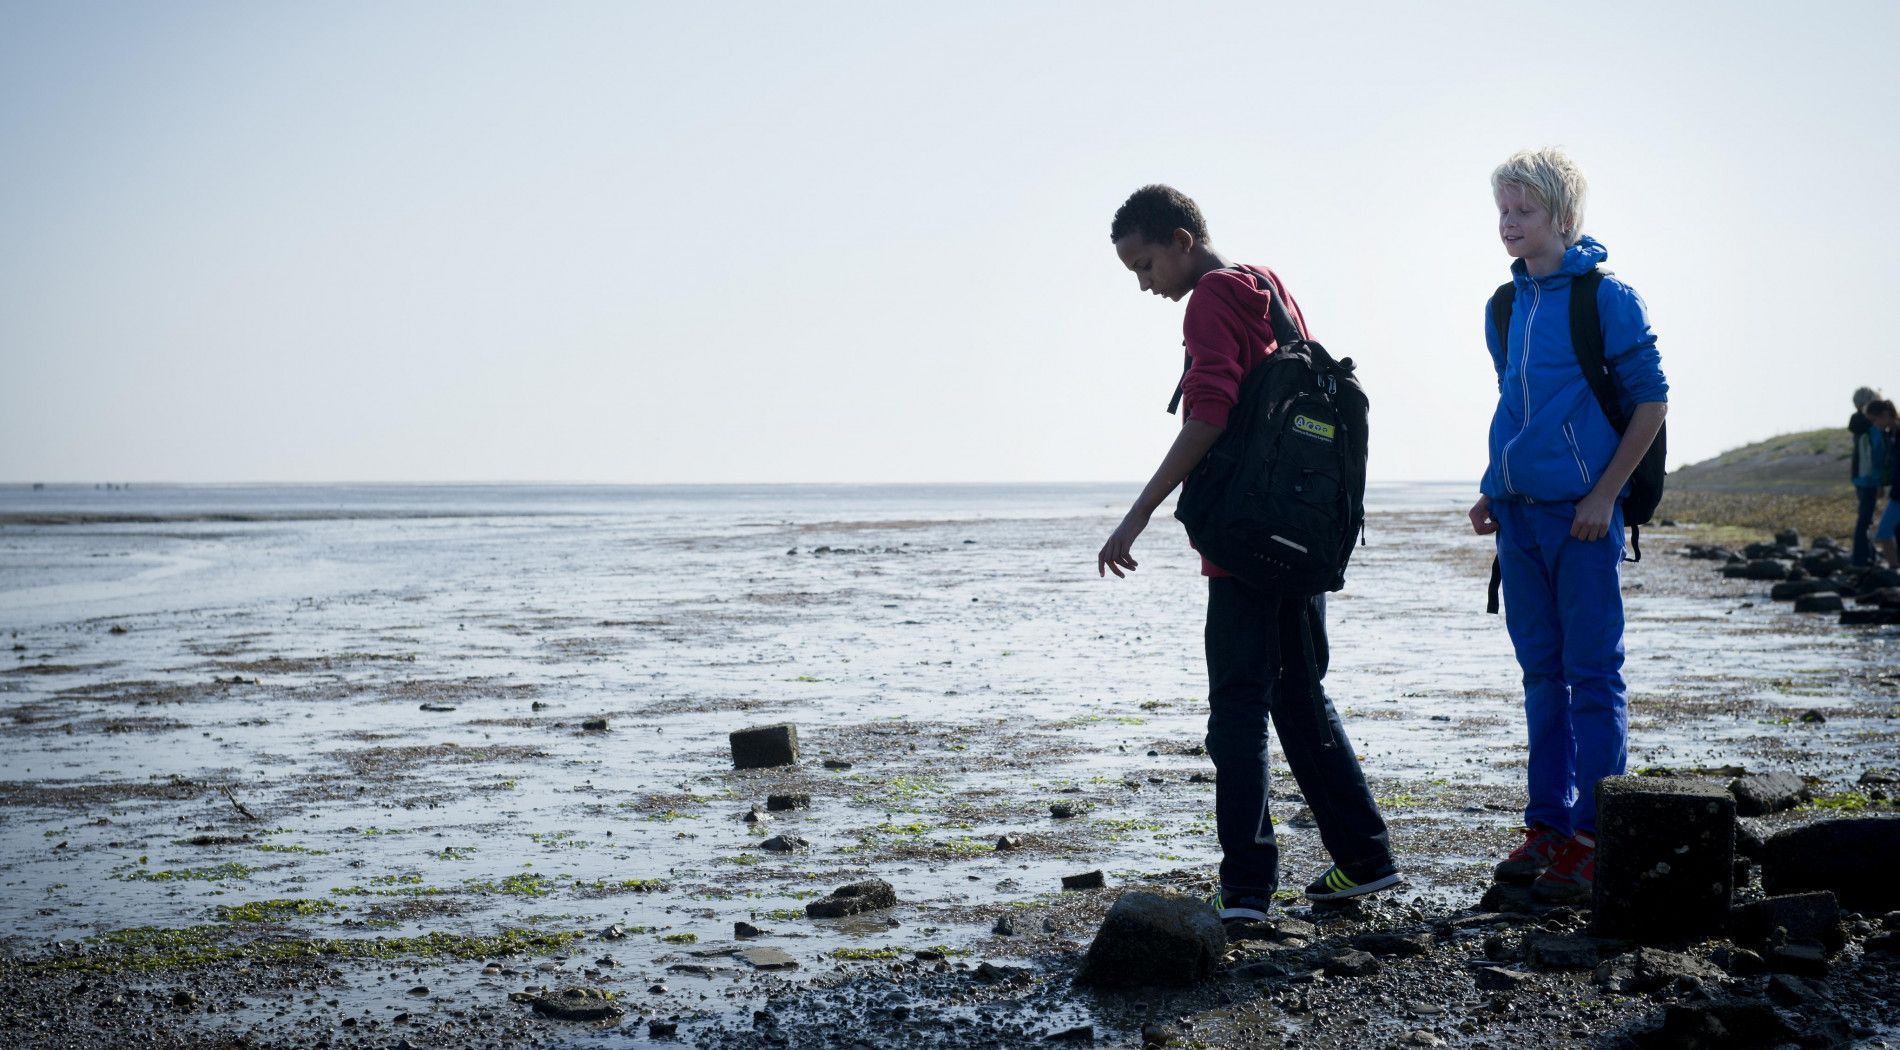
left=214, top=898, right=339, bottom=922
left=17, top=925, right=588, bottom=974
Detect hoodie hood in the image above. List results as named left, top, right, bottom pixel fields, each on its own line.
left=1512, top=235, right=1609, bottom=288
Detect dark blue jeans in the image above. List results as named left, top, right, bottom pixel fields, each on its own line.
left=1204, top=578, right=1392, bottom=897
left=1855, top=485, right=1880, bottom=567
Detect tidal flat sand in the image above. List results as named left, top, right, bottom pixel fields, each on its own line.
left=0, top=483, right=1894, bottom=1048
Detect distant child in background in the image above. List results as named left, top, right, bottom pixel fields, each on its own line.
left=1864, top=399, right=1900, bottom=569
left=1467, top=148, right=1668, bottom=905
left=1850, top=386, right=1887, bottom=567
left=1097, top=184, right=1399, bottom=923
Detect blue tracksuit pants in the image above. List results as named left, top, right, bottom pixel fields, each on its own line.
left=1494, top=499, right=1629, bottom=836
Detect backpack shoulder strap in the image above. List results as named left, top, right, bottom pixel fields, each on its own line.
left=1568, top=268, right=1624, bottom=431
left=1487, top=282, right=1515, bottom=353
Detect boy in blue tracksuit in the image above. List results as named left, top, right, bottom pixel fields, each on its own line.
left=1467, top=148, right=1669, bottom=904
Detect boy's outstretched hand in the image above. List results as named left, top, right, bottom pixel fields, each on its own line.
left=1468, top=495, right=1498, bottom=536
left=1098, top=510, right=1150, bottom=578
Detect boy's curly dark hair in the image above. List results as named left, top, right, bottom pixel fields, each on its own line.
left=1109, top=184, right=1209, bottom=245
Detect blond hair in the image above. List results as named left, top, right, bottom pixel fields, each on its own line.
left=1492, top=147, right=1588, bottom=246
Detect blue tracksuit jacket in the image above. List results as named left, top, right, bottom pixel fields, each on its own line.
left=1480, top=236, right=1668, bottom=504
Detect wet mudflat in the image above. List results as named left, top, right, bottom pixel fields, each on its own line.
left=0, top=483, right=1895, bottom=1049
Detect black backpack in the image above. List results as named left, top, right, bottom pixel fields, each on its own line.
left=1168, top=268, right=1368, bottom=597
left=1485, top=267, right=1667, bottom=612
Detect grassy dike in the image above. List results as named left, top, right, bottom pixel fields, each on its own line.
left=1655, top=427, right=1862, bottom=539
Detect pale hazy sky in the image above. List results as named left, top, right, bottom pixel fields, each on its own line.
left=2, top=1, right=1894, bottom=484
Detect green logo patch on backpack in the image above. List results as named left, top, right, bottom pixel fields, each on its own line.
left=1292, top=415, right=1335, bottom=441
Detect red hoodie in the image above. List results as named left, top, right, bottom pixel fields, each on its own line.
left=1180, top=264, right=1310, bottom=577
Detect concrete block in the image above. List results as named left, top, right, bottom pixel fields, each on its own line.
left=1593, top=775, right=1735, bottom=941
left=730, top=723, right=799, bottom=769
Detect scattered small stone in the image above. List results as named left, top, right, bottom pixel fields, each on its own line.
left=580, top=717, right=609, bottom=731
left=739, top=946, right=798, bottom=970
left=1473, top=965, right=1530, bottom=990
left=1525, top=932, right=1605, bottom=971
left=992, top=914, right=1017, bottom=936
left=1061, top=870, right=1106, bottom=890
left=734, top=921, right=764, bottom=939
left=761, top=834, right=809, bottom=852
left=1271, top=918, right=1319, bottom=941
left=1593, top=946, right=1722, bottom=994
left=1049, top=802, right=1078, bottom=819
left=419, top=703, right=457, bottom=712
left=602, top=924, right=627, bottom=940
left=1045, top=1025, right=1094, bottom=1043
left=1404, top=1032, right=1445, bottom=1048
left=1766, top=972, right=1817, bottom=1006
left=1140, top=1021, right=1184, bottom=1047
left=765, top=793, right=809, bottom=811
left=1729, top=772, right=1811, bottom=816
left=407, top=985, right=429, bottom=996
left=526, top=986, right=624, bottom=1022
left=806, top=879, right=897, bottom=918
left=996, top=833, right=1023, bottom=850
left=1708, top=946, right=1763, bottom=976
left=974, top=961, right=1029, bottom=984
left=1766, top=941, right=1828, bottom=977
left=649, top=1020, right=679, bottom=1038
left=1353, top=930, right=1433, bottom=957
left=171, top=990, right=197, bottom=1008
left=1322, top=948, right=1379, bottom=977
left=822, top=758, right=853, bottom=770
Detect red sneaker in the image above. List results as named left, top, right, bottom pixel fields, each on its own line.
left=1531, top=833, right=1596, bottom=904
left=1494, top=825, right=1567, bottom=884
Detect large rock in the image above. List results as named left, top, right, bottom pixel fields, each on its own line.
left=1793, top=593, right=1844, bottom=613
left=1733, top=559, right=1789, bottom=581
left=805, top=879, right=897, bottom=918
left=1729, top=892, right=1843, bottom=954
left=1593, top=776, right=1735, bottom=941
left=1728, top=772, right=1810, bottom=817
left=1593, top=947, right=1723, bottom=995
left=730, top=723, right=799, bottom=769
left=1635, top=1000, right=1801, bottom=1049
left=1761, top=818, right=1900, bottom=912
left=1523, top=932, right=1604, bottom=971
left=1768, top=579, right=1833, bottom=601
left=1076, top=891, right=1225, bottom=987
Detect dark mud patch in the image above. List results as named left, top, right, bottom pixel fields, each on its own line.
left=0, top=777, right=205, bottom=810
left=326, top=743, right=548, bottom=777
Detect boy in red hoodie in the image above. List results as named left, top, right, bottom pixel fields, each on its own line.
left=1098, top=185, right=1398, bottom=921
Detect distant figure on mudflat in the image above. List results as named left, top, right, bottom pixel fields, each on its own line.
left=1850, top=386, right=1885, bottom=567
left=1467, top=148, right=1668, bottom=905
left=1862, top=398, right=1900, bottom=569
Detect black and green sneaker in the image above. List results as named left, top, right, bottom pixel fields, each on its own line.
left=1303, top=863, right=1401, bottom=902
left=1210, top=888, right=1272, bottom=923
